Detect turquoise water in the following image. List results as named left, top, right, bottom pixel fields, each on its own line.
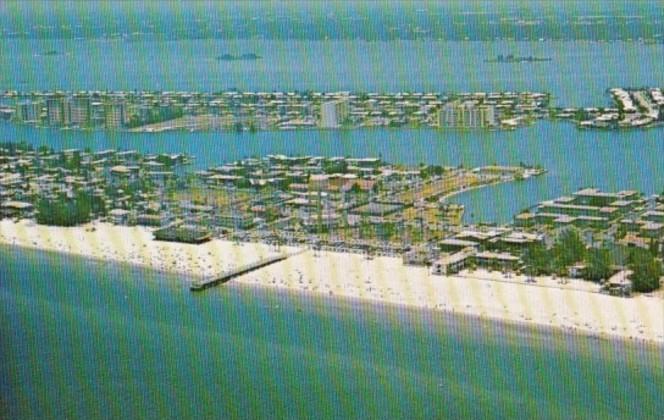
left=1, top=246, right=662, bottom=419
left=3, top=120, right=663, bottom=224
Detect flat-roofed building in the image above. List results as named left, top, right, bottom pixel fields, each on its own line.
left=67, top=97, right=91, bottom=127
left=572, top=188, right=639, bottom=206
left=0, top=200, right=34, bottom=218
left=487, top=232, right=544, bottom=253
left=642, top=211, right=664, bottom=223
left=432, top=250, right=472, bottom=275
left=14, top=101, right=42, bottom=123
left=640, top=222, right=664, bottom=239
left=439, top=238, right=479, bottom=253
left=538, top=201, right=621, bottom=219
left=105, top=101, right=126, bottom=129
left=303, top=213, right=342, bottom=232
left=438, top=102, right=496, bottom=128
left=472, top=251, right=521, bottom=270
left=320, top=100, right=349, bottom=128
left=46, top=98, right=67, bottom=125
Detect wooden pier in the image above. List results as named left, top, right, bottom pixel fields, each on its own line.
left=190, top=253, right=289, bottom=292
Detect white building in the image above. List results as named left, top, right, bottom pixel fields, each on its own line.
left=67, top=97, right=91, bottom=127
left=320, top=100, right=349, bottom=128
left=105, top=102, right=126, bottom=129
left=438, top=102, right=496, bottom=128
left=46, top=98, right=66, bottom=125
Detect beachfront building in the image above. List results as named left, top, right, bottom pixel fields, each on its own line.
left=153, top=225, right=212, bottom=244
left=403, top=244, right=438, bottom=266
left=0, top=201, right=34, bottom=218
left=486, top=231, right=544, bottom=254
left=432, top=249, right=473, bottom=275
left=439, top=238, right=479, bottom=253
left=431, top=248, right=521, bottom=276
left=215, top=213, right=255, bottom=230
left=108, top=208, right=131, bottom=225
left=302, top=213, right=342, bottom=232
left=473, top=251, right=521, bottom=271
left=320, top=100, right=350, bottom=128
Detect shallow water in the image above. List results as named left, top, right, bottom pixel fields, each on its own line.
left=1, top=246, right=662, bottom=419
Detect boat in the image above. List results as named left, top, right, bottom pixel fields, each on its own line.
left=216, top=53, right=262, bottom=61
left=485, top=54, right=552, bottom=63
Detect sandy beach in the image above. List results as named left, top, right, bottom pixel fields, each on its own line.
left=1, top=219, right=662, bottom=344
left=0, top=219, right=285, bottom=278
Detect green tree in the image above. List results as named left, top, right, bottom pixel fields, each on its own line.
left=349, top=183, right=362, bottom=194
left=648, top=239, right=659, bottom=257
left=584, top=247, right=614, bottom=282
left=155, top=155, right=175, bottom=167
left=522, top=243, right=553, bottom=276
left=552, top=229, right=587, bottom=274
left=35, top=191, right=103, bottom=226
left=628, top=248, right=662, bottom=293
left=67, top=150, right=82, bottom=173
left=36, top=196, right=90, bottom=226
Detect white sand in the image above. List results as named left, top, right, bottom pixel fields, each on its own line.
left=1, top=219, right=662, bottom=344
left=0, top=219, right=284, bottom=278
left=234, top=250, right=664, bottom=344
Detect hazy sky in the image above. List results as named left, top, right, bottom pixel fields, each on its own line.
left=1, top=1, right=661, bottom=40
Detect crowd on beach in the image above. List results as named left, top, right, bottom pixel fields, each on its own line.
left=1, top=218, right=662, bottom=344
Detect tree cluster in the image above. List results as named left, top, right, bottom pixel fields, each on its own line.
left=36, top=192, right=106, bottom=226
left=419, top=165, right=446, bottom=179
left=521, top=228, right=662, bottom=292
left=628, top=248, right=663, bottom=293
left=522, top=229, right=588, bottom=277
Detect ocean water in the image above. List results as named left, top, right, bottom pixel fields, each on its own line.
left=1, top=39, right=663, bottom=106
left=1, top=246, right=663, bottom=419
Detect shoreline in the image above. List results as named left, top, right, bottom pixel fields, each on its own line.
left=1, top=219, right=662, bottom=345
left=0, top=219, right=288, bottom=279
left=439, top=169, right=547, bottom=204
left=3, top=239, right=661, bottom=350
left=233, top=251, right=664, bottom=347
left=439, top=179, right=507, bottom=203
left=230, top=280, right=664, bottom=351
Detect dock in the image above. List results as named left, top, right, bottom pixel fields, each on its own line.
left=190, top=253, right=290, bottom=292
